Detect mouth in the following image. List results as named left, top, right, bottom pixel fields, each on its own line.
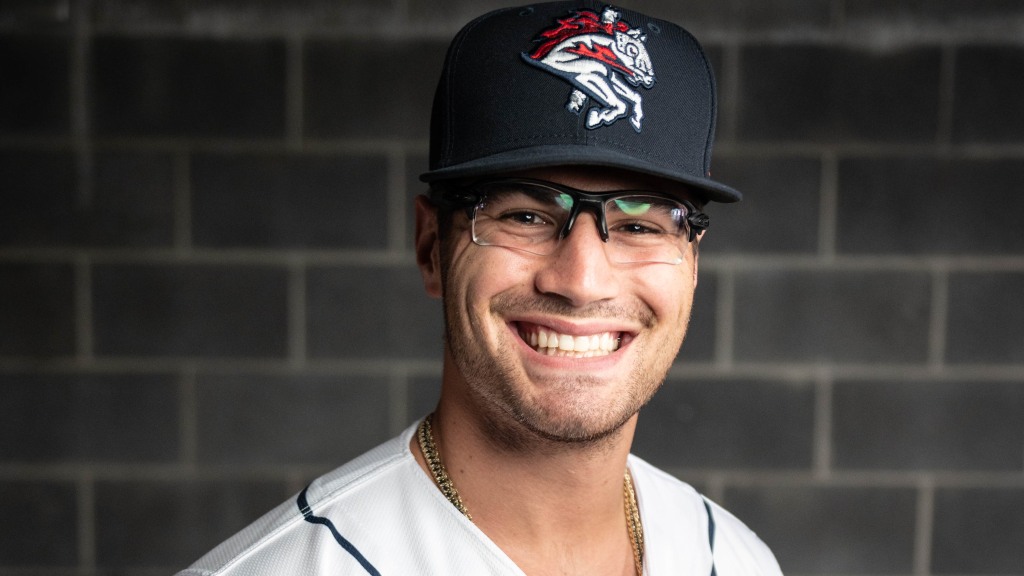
left=515, top=322, right=624, bottom=358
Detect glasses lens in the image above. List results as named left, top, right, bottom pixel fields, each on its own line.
left=604, top=195, right=688, bottom=264
left=471, top=182, right=570, bottom=255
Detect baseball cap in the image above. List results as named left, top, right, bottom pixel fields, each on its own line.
left=420, top=1, right=741, bottom=203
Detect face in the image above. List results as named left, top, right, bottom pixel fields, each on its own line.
left=416, top=167, right=701, bottom=448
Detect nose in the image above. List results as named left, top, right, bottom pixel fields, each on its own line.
left=533, top=212, right=621, bottom=307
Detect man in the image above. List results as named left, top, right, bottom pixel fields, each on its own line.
left=178, top=2, right=782, bottom=574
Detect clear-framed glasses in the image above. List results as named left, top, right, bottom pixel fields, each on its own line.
left=431, top=178, right=709, bottom=265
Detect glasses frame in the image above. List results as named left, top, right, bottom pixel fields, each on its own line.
left=431, top=177, right=710, bottom=248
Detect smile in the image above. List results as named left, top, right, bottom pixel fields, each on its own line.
left=516, top=323, right=622, bottom=358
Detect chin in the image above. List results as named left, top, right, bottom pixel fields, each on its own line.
left=506, top=393, right=640, bottom=445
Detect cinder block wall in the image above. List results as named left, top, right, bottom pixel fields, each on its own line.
left=2, top=1, right=1023, bottom=574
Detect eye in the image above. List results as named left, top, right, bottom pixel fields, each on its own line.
left=500, top=210, right=552, bottom=227
left=613, top=221, right=667, bottom=235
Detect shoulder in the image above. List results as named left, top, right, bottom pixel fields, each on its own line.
left=627, top=455, right=782, bottom=576
left=176, top=430, right=416, bottom=576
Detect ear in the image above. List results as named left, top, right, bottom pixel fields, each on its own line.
left=414, top=195, right=443, bottom=298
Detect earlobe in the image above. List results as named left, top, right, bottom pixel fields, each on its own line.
left=415, top=195, right=443, bottom=298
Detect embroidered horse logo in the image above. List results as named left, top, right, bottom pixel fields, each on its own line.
left=522, top=6, right=655, bottom=132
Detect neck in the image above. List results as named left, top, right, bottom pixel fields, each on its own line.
left=412, top=380, right=640, bottom=575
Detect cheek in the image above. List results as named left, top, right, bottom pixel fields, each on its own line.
left=637, top=265, right=697, bottom=321
left=445, top=245, right=530, bottom=324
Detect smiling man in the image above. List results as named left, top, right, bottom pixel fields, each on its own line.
left=178, top=2, right=782, bottom=575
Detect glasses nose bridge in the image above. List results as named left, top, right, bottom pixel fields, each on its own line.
left=560, top=194, right=610, bottom=242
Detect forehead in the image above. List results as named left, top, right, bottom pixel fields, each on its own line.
left=505, top=166, right=702, bottom=204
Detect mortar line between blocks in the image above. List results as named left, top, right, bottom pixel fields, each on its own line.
left=77, top=473, right=96, bottom=570
left=913, top=480, right=935, bottom=576
left=813, top=371, right=834, bottom=479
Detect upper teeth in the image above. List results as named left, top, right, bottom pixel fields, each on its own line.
left=525, top=328, right=620, bottom=357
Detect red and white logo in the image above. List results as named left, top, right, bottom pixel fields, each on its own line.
left=522, top=6, right=656, bottom=132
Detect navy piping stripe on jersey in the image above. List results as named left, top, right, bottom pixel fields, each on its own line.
left=297, top=485, right=381, bottom=576
left=703, top=498, right=718, bottom=576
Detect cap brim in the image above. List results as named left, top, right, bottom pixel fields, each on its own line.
left=420, top=144, right=741, bottom=203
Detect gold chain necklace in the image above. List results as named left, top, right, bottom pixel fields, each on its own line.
left=417, top=414, right=645, bottom=575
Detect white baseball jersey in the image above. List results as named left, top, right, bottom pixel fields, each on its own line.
left=177, top=422, right=782, bottom=575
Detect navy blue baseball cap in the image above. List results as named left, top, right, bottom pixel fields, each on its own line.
left=420, top=1, right=740, bottom=203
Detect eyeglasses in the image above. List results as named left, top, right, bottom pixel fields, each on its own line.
left=431, top=178, right=709, bottom=265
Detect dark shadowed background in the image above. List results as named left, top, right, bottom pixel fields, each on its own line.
left=1, top=0, right=1023, bottom=574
